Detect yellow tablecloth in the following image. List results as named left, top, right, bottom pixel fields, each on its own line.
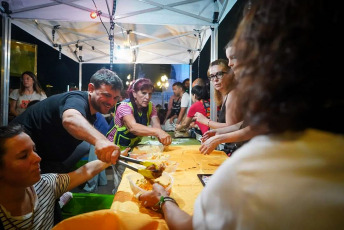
left=110, top=145, right=228, bottom=229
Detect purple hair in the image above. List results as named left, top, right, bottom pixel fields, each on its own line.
left=127, top=78, right=154, bottom=101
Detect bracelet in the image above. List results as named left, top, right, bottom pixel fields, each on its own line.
left=207, top=119, right=211, bottom=127
left=153, top=196, right=179, bottom=212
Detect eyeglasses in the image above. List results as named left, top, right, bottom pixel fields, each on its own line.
left=208, top=71, right=228, bottom=81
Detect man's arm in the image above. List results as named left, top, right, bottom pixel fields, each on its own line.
left=62, top=109, right=120, bottom=164
left=176, top=107, right=187, bottom=125
left=175, top=116, right=192, bottom=131
left=163, top=97, right=173, bottom=123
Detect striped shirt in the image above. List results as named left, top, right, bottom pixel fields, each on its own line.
left=0, top=174, right=70, bottom=230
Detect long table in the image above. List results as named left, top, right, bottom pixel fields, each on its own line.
left=110, top=144, right=228, bottom=229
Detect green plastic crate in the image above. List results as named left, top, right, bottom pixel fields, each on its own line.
left=61, top=193, right=114, bottom=219
left=73, top=160, right=88, bottom=170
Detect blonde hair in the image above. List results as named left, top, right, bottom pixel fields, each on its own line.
left=208, top=59, right=231, bottom=106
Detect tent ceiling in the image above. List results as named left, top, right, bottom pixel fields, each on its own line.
left=6, top=0, right=236, bottom=64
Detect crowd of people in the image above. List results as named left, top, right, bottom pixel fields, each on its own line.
left=1, top=0, right=343, bottom=229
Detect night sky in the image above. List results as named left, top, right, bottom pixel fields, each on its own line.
left=1, top=0, right=247, bottom=96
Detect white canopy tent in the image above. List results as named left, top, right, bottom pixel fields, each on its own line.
left=1, top=0, right=237, bottom=125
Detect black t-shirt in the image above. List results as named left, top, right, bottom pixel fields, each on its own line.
left=11, top=91, right=96, bottom=162
left=169, top=97, right=181, bottom=118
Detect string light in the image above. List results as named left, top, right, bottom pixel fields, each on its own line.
left=90, top=11, right=97, bottom=19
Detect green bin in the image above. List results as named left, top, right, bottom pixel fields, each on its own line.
left=61, top=193, right=114, bottom=219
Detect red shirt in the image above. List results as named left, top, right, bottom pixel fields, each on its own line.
left=187, top=101, right=209, bottom=134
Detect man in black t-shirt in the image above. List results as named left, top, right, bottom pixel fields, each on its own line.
left=11, top=69, right=123, bottom=173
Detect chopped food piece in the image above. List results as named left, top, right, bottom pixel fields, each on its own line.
left=145, top=163, right=166, bottom=178
left=135, top=175, right=171, bottom=191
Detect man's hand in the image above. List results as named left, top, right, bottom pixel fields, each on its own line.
left=201, top=130, right=217, bottom=142
left=199, top=136, right=220, bottom=155
left=94, top=139, right=121, bottom=164
left=169, top=115, right=176, bottom=124
left=175, top=124, right=182, bottom=131
left=157, top=130, right=172, bottom=146
left=194, top=112, right=209, bottom=125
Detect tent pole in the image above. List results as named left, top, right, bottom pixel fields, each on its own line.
left=1, top=15, right=11, bottom=126
left=133, top=63, right=136, bottom=81
left=210, top=26, right=218, bottom=122
left=79, top=62, right=82, bottom=91
left=189, top=61, right=192, bottom=105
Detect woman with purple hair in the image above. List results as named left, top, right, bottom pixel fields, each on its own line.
left=107, top=78, right=171, bottom=192
left=107, top=78, right=171, bottom=150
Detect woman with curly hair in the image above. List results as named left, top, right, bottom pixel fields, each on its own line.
left=139, top=0, right=344, bottom=229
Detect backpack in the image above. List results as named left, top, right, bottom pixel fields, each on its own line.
left=201, top=99, right=211, bottom=118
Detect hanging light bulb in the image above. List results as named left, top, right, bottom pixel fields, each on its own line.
left=90, top=11, right=97, bottom=19
left=157, top=81, right=162, bottom=87
left=161, top=75, right=168, bottom=82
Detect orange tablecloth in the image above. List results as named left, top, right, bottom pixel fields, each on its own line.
left=110, top=145, right=228, bottom=229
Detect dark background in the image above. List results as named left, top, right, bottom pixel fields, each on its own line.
left=1, top=0, right=247, bottom=95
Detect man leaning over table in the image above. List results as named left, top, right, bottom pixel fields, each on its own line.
left=10, top=68, right=123, bottom=173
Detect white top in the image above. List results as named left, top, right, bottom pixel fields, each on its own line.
left=180, top=92, right=190, bottom=109
left=193, top=129, right=344, bottom=230
left=10, top=89, right=47, bottom=115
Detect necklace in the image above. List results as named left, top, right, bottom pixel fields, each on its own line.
left=0, top=188, right=35, bottom=230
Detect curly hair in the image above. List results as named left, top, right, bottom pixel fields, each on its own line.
left=231, top=0, right=343, bottom=134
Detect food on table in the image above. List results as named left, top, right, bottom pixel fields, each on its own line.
left=137, top=144, right=164, bottom=153
left=131, top=145, right=169, bottom=160
left=135, top=174, right=171, bottom=191
left=144, top=162, right=166, bottom=178
left=128, top=172, right=173, bottom=194
left=149, top=152, right=170, bottom=160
